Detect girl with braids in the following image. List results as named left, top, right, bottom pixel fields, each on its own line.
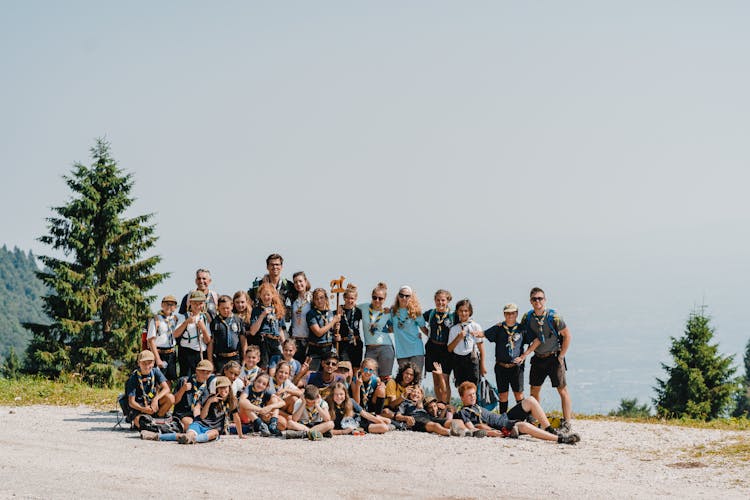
left=141, top=376, right=244, bottom=443
left=422, top=289, right=456, bottom=403
left=390, top=285, right=426, bottom=374
left=326, top=382, right=391, bottom=435
left=249, top=282, right=287, bottom=368
left=357, top=282, right=394, bottom=379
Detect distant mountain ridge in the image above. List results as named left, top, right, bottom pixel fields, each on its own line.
left=0, top=245, right=48, bottom=360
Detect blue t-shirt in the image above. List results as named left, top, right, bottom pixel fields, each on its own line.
left=125, top=367, right=166, bottom=405
left=306, top=308, right=334, bottom=346
left=268, top=355, right=302, bottom=378
left=306, top=371, right=345, bottom=399
left=251, top=305, right=283, bottom=338
left=391, top=308, right=426, bottom=358
left=242, top=385, right=273, bottom=408
left=357, top=303, right=393, bottom=346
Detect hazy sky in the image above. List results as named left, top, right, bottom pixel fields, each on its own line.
left=2, top=2, right=748, bottom=411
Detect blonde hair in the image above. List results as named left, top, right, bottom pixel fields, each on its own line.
left=232, top=290, right=253, bottom=323
left=391, top=288, right=422, bottom=320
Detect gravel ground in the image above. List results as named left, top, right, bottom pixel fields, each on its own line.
left=1, top=405, right=749, bottom=499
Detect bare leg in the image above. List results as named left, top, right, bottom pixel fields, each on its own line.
left=425, top=421, right=450, bottom=436
left=520, top=396, right=551, bottom=429
left=513, top=391, right=524, bottom=403
left=157, top=394, right=175, bottom=416
left=310, top=421, right=334, bottom=433
left=557, top=385, right=572, bottom=421
left=515, top=421, right=558, bottom=442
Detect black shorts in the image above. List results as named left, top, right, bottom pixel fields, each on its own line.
left=529, top=354, right=567, bottom=388
left=495, top=364, right=524, bottom=394
left=425, top=341, right=453, bottom=375
left=452, top=353, right=479, bottom=387
left=412, top=414, right=446, bottom=433
left=157, top=350, right=178, bottom=380
left=339, top=337, right=363, bottom=368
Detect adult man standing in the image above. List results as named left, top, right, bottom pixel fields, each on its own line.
left=179, top=268, right=220, bottom=321
left=249, top=253, right=295, bottom=322
left=522, top=287, right=574, bottom=432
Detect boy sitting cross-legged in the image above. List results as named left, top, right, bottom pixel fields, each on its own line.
left=284, top=384, right=335, bottom=440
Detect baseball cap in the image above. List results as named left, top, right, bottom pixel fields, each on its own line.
left=503, top=303, right=519, bottom=313
left=423, top=396, right=438, bottom=406
left=162, top=295, right=178, bottom=304
left=337, top=361, right=352, bottom=371
left=189, top=290, right=207, bottom=302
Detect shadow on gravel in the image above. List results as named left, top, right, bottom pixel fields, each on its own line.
left=64, top=410, right=136, bottom=433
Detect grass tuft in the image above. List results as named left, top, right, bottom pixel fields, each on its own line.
left=0, top=375, right=119, bottom=409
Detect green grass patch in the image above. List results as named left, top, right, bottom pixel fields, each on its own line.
left=689, top=436, right=750, bottom=462
left=577, top=414, right=750, bottom=431
left=0, top=375, right=119, bottom=409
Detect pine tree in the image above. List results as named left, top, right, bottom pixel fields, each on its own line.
left=731, top=338, right=750, bottom=417
left=654, top=307, right=737, bottom=420
left=24, top=138, right=168, bottom=386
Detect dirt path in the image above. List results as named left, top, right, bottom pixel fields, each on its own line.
left=1, top=406, right=748, bottom=499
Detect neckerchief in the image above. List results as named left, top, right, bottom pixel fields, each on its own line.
left=463, top=404, right=483, bottom=424
left=502, top=322, right=519, bottom=358
left=368, top=307, right=384, bottom=335
left=343, top=308, right=358, bottom=340
left=135, top=369, right=155, bottom=404
left=533, top=310, right=547, bottom=343
left=306, top=404, right=320, bottom=423
left=158, top=312, right=178, bottom=347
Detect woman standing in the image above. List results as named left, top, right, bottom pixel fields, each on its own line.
left=447, top=298, right=486, bottom=388
left=289, top=271, right=312, bottom=363
left=357, top=282, right=394, bottom=379
left=389, top=285, right=426, bottom=375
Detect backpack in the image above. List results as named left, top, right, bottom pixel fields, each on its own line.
left=524, top=308, right=560, bottom=344
left=478, top=377, right=499, bottom=411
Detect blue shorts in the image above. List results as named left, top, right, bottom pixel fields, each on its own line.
left=188, top=421, right=212, bottom=435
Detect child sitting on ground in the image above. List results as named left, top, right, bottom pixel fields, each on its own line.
left=141, top=376, right=243, bottom=443
left=326, top=382, right=390, bottom=435
left=456, top=381, right=580, bottom=444
left=270, top=361, right=303, bottom=416
left=285, top=384, right=335, bottom=440
left=268, top=338, right=303, bottom=381
left=126, top=350, right=175, bottom=430
left=239, top=372, right=284, bottom=437
left=172, top=359, right=215, bottom=432
left=392, top=385, right=451, bottom=437
left=350, top=357, right=386, bottom=414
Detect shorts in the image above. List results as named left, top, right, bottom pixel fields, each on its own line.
left=187, top=421, right=212, bottom=435
left=307, top=343, right=335, bottom=371
left=339, top=337, right=363, bottom=368
left=412, top=414, right=446, bottom=433
left=425, top=341, right=453, bottom=375
left=364, top=344, right=395, bottom=379
left=529, top=354, right=567, bottom=388
left=157, top=350, right=178, bottom=380
left=292, top=338, right=308, bottom=363
left=495, top=364, right=524, bottom=394
left=452, top=353, right=479, bottom=387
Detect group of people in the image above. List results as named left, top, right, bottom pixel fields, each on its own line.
left=125, top=253, right=579, bottom=445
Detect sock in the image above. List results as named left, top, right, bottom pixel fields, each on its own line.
left=498, top=401, right=509, bottom=414
left=196, top=433, right=210, bottom=443
left=159, top=433, right=177, bottom=441
left=545, top=426, right=556, bottom=434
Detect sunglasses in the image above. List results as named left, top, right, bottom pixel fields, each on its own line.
left=531, top=297, right=545, bottom=302
left=362, top=367, right=375, bottom=374
left=371, top=296, right=384, bottom=301
left=324, top=361, right=338, bottom=367
left=398, top=293, right=411, bottom=299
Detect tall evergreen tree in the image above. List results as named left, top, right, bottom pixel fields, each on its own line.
left=654, top=307, right=737, bottom=420
left=24, top=138, right=167, bottom=386
left=731, top=338, right=750, bottom=417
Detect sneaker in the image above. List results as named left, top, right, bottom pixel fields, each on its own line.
left=471, top=429, right=488, bottom=438
left=558, top=432, right=580, bottom=445
left=323, top=430, right=333, bottom=438
left=177, top=433, right=193, bottom=444
left=509, top=424, right=520, bottom=439
left=268, top=425, right=282, bottom=437
left=283, top=430, right=307, bottom=440
left=450, top=421, right=464, bottom=437
left=307, top=430, right=324, bottom=441
left=387, top=424, right=397, bottom=432
left=545, top=425, right=559, bottom=436
left=140, top=430, right=159, bottom=441
left=258, top=422, right=271, bottom=437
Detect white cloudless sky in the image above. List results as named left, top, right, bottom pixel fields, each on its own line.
left=2, top=1, right=748, bottom=412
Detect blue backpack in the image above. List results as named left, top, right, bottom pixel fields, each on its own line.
left=524, top=308, right=559, bottom=344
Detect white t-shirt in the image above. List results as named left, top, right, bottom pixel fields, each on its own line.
left=209, top=377, right=244, bottom=397
left=179, top=313, right=211, bottom=351
left=293, top=399, right=329, bottom=425
left=448, top=320, right=483, bottom=356
left=146, top=312, right=183, bottom=349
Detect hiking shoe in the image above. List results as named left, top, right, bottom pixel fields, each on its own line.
left=323, top=430, right=333, bottom=438
left=545, top=425, right=559, bottom=436
left=307, top=430, right=324, bottom=441
left=560, top=418, right=572, bottom=434
left=387, top=424, right=397, bottom=432
left=258, top=422, right=271, bottom=437
left=526, top=414, right=539, bottom=427
left=509, top=424, right=520, bottom=439
left=558, top=432, right=581, bottom=445
left=268, top=425, right=282, bottom=437
left=471, top=429, right=488, bottom=438
left=140, top=430, right=159, bottom=441
left=283, top=430, right=307, bottom=440
left=450, top=421, right=464, bottom=437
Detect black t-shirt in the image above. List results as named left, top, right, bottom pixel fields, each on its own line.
left=173, top=374, right=213, bottom=415
left=484, top=322, right=534, bottom=363
left=125, top=368, right=166, bottom=406
left=339, top=307, right=362, bottom=341
left=251, top=305, right=283, bottom=338
left=196, top=391, right=237, bottom=433
left=422, top=309, right=455, bottom=344
left=306, top=309, right=334, bottom=345
left=248, top=276, right=295, bottom=322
